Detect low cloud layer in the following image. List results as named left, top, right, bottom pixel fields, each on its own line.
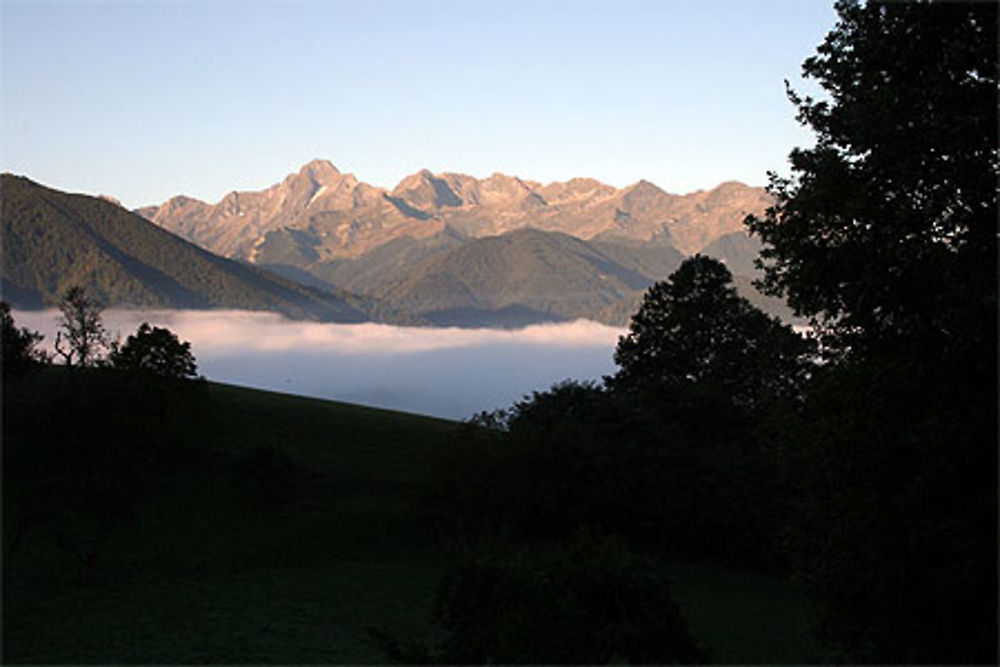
left=15, top=309, right=624, bottom=420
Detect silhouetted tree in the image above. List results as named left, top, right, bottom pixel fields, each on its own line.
left=1, top=301, right=47, bottom=376
left=610, top=255, right=814, bottom=422
left=745, top=1, right=997, bottom=662
left=110, top=322, right=198, bottom=379
left=747, top=0, right=996, bottom=365
left=54, top=286, right=108, bottom=367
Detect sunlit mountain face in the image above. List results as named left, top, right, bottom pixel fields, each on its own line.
left=136, top=158, right=772, bottom=263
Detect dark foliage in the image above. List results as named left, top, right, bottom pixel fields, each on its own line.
left=745, top=1, right=997, bottom=662
left=775, top=359, right=996, bottom=663
left=110, top=322, right=198, bottom=379
left=429, top=380, right=789, bottom=568
left=610, top=255, right=814, bottom=423
left=372, top=533, right=708, bottom=664
left=747, top=0, right=997, bottom=364
left=1, top=301, right=46, bottom=376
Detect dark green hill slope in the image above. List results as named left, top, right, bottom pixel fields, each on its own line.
left=265, top=227, right=470, bottom=297
left=376, top=228, right=656, bottom=326
left=0, top=174, right=371, bottom=321
left=3, top=369, right=457, bottom=663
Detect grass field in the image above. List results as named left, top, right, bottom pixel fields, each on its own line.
left=3, top=370, right=822, bottom=663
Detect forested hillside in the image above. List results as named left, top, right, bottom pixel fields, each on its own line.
left=0, top=175, right=379, bottom=322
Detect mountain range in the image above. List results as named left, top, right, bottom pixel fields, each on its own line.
left=138, top=159, right=771, bottom=264
left=2, top=162, right=792, bottom=326
left=135, top=159, right=790, bottom=325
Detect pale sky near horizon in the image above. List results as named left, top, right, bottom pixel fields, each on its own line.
left=1, top=0, right=837, bottom=209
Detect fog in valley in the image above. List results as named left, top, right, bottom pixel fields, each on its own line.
left=15, top=309, right=623, bottom=420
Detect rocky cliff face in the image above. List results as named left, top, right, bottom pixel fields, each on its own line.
left=137, top=159, right=771, bottom=263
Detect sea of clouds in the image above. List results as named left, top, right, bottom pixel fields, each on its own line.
left=14, top=309, right=625, bottom=420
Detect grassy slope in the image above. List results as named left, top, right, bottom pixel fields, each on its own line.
left=3, top=372, right=820, bottom=663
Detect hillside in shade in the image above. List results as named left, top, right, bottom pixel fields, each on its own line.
left=353, top=229, right=681, bottom=327
left=0, top=174, right=377, bottom=322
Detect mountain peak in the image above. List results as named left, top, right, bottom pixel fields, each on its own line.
left=393, top=168, right=462, bottom=209
left=713, top=180, right=751, bottom=192
left=164, top=194, right=206, bottom=211
left=625, top=179, right=664, bottom=193
left=393, top=168, right=436, bottom=189
left=297, top=159, right=341, bottom=185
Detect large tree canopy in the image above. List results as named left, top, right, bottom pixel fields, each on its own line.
left=611, top=255, right=813, bottom=416
left=745, top=2, right=997, bottom=662
left=747, top=0, right=997, bottom=362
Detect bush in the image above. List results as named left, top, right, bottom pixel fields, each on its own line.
left=1, top=301, right=46, bottom=376
left=374, top=532, right=708, bottom=664
left=110, top=322, right=198, bottom=379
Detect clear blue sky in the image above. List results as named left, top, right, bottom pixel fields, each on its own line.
left=1, top=0, right=837, bottom=209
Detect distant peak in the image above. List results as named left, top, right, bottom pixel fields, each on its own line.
left=297, top=159, right=341, bottom=184
left=164, top=194, right=206, bottom=210
left=483, top=172, right=532, bottom=189
left=394, top=168, right=435, bottom=189
left=625, top=179, right=666, bottom=195
left=301, top=158, right=338, bottom=171
left=486, top=172, right=519, bottom=183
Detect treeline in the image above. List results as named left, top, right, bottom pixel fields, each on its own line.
left=2, top=287, right=199, bottom=380
left=377, top=2, right=998, bottom=663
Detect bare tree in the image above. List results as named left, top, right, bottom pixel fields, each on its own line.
left=54, top=286, right=108, bottom=367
